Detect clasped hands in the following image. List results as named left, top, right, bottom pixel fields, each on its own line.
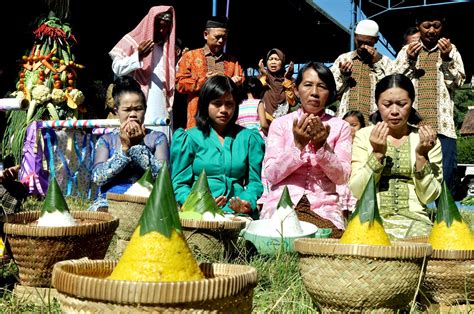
left=407, top=37, right=452, bottom=61
left=120, top=120, right=146, bottom=153
left=293, top=113, right=330, bottom=151
left=215, top=195, right=251, bottom=214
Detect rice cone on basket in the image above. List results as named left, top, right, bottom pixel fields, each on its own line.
left=179, top=170, right=225, bottom=220
left=37, top=177, right=76, bottom=227
left=340, top=174, right=391, bottom=246
left=270, top=185, right=304, bottom=235
left=429, top=181, right=474, bottom=250
left=108, top=162, right=205, bottom=282
left=124, top=167, right=154, bottom=196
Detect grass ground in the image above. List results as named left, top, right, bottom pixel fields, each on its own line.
left=1, top=196, right=473, bottom=313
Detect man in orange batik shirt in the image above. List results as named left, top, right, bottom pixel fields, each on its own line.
left=176, top=16, right=243, bottom=129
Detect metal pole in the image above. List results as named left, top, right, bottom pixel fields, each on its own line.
left=350, top=0, right=357, bottom=51
left=212, top=0, right=217, bottom=16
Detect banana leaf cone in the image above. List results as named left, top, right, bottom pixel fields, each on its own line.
left=180, top=170, right=224, bottom=218
left=41, top=176, right=70, bottom=215
left=276, top=186, right=294, bottom=209
left=136, top=167, right=154, bottom=190
left=340, top=174, right=391, bottom=246
left=429, top=181, right=474, bottom=250
left=109, top=162, right=205, bottom=282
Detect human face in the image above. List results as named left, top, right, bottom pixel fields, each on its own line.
left=377, top=87, right=411, bottom=133
left=154, top=17, right=172, bottom=43
left=208, top=92, right=236, bottom=132
left=116, top=92, right=146, bottom=125
left=418, top=20, right=442, bottom=48
left=295, top=68, right=330, bottom=116
left=405, top=32, right=420, bottom=44
left=344, top=115, right=362, bottom=139
left=204, top=28, right=228, bottom=55
left=355, top=34, right=377, bottom=60
left=266, top=53, right=283, bottom=73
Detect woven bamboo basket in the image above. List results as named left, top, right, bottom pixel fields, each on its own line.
left=180, top=218, right=246, bottom=261
left=404, top=236, right=474, bottom=305
left=3, top=211, right=118, bottom=287
left=106, top=193, right=147, bottom=241
left=52, top=258, right=258, bottom=313
left=294, top=238, right=432, bottom=313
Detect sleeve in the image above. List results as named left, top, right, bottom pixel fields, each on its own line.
left=111, top=51, right=142, bottom=77
left=373, top=56, right=395, bottom=81
left=349, top=129, right=385, bottom=199
left=413, top=139, right=443, bottom=204
left=175, top=51, right=207, bottom=94
left=440, top=47, right=466, bottom=90
left=170, top=129, right=195, bottom=205
left=92, top=136, right=131, bottom=186
left=330, top=54, right=351, bottom=95
left=393, top=46, right=417, bottom=78
left=128, top=132, right=169, bottom=177
left=234, top=131, right=265, bottom=211
left=264, top=118, right=306, bottom=185
left=308, top=122, right=352, bottom=185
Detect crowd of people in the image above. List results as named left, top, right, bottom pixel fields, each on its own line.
left=0, top=6, right=466, bottom=241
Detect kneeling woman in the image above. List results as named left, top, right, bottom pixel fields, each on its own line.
left=261, top=62, right=353, bottom=237
left=171, top=76, right=265, bottom=217
left=350, top=74, right=442, bottom=239
left=90, top=76, right=169, bottom=210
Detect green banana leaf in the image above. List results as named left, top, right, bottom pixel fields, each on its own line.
left=181, top=170, right=223, bottom=215
left=136, top=167, right=154, bottom=190
left=350, top=174, right=383, bottom=226
left=276, top=186, right=294, bottom=209
left=139, top=161, right=182, bottom=238
left=436, top=180, right=462, bottom=227
left=42, top=177, right=70, bottom=214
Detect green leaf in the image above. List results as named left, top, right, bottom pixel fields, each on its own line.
left=179, top=211, right=203, bottom=220
left=139, top=161, right=182, bottom=238
left=136, top=167, right=154, bottom=190
left=276, top=186, right=294, bottom=209
left=436, top=180, right=463, bottom=227
left=350, top=174, right=383, bottom=226
left=181, top=170, right=223, bottom=215
left=42, top=177, right=69, bottom=214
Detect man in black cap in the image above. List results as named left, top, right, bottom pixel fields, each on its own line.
left=176, top=16, right=243, bottom=128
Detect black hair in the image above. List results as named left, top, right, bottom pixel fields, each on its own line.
left=415, top=10, right=446, bottom=26
left=295, top=61, right=337, bottom=105
left=370, top=74, right=422, bottom=125
left=403, top=26, right=419, bottom=42
left=112, top=76, right=146, bottom=109
left=195, top=75, right=241, bottom=136
left=243, top=77, right=264, bottom=99
left=343, top=110, right=366, bottom=128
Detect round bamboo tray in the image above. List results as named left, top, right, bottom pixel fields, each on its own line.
left=404, top=236, right=474, bottom=305
left=180, top=218, right=246, bottom=261
left=3, top=211, right=118, bottom=287
left=52, top=258, right=258, bottom=313
left=294, top=238, right=432, bottom=313
left=106, top=193, right=147, bottom=241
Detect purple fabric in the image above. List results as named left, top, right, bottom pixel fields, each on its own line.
left=19, top=122, right=49, bottom=195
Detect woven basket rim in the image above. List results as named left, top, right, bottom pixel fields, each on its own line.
left=294, top=238, right=432, bottom=259
left=180, top=218, right=246, bottom=230
left=107, top=192, right=148, bottom=204
left=52, top=259, right=257, bottom=304
left=3, top=211, right=119, bottom=237
left=403, top=236, right=474, bottom=260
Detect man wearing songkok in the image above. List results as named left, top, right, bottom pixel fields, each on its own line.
left=176, top=16, right=244, bottom=129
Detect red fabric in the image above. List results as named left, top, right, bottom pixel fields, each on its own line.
left=109, top=6, right=176, bottom=109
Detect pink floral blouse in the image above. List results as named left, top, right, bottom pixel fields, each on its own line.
left=261, top=109, right=352, bottom=229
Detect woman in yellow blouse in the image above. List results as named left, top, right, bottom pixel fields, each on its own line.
left=350, top=73, right=443, bottom=239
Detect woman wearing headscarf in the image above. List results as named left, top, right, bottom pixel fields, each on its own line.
left=258, top=48, right=296, bottom=125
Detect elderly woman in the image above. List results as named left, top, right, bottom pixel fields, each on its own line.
left=171, top=75, right=265, bottom=217
left=350, top=73, right=443, bottom=239
left=90, top=76, right=169, bottom=211
left=261, top=62, right=353, bottom=237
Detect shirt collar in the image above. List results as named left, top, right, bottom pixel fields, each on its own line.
left=203, top=44, right=223, bottom=60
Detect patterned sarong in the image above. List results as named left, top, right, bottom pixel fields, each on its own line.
left=348, top=58, right=372, bottom=125
left=417, top=49, right=439, bottom=131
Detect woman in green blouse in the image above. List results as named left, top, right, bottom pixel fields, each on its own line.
left=350, top=74, right=443, bottom=239
left=170, top=75, right=265, bottom=217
